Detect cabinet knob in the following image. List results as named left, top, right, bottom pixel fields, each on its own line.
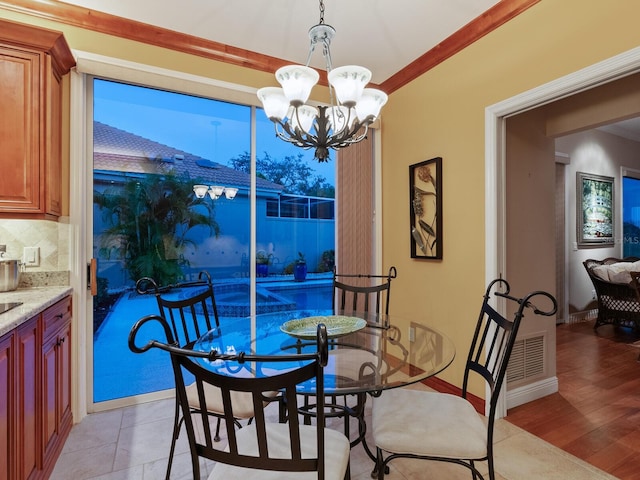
left=55, top=313, right=64, bottom=319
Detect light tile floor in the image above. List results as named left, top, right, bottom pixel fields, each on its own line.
left=51, top=388, right=619, bottom=480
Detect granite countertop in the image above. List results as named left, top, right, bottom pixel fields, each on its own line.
left=0, top=286, right=73, bottom=337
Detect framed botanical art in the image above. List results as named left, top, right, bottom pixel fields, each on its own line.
left=410, top=157, right=442, bottom=259
left=577, top=171, right=614, bottom=246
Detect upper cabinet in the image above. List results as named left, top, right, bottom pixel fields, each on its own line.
left=0, top=19, right=75, bottom=220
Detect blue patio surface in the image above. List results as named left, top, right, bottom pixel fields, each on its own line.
left=93, top=276, right=332, bottom=403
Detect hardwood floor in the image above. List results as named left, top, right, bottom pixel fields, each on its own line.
left=506, top=320, right=640, bottom=480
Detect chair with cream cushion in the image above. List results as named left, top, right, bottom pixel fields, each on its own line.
left=136, top=272, right=254, bottom=480
left=372, top=278, right=557, bottom=480
left=129, top=315, right=351, bottom=480
left=298, top=266, right=397, bottom=448
left=332, top=266, right=397, bottom=318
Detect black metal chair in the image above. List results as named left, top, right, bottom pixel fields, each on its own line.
left=299, top=266, right=397, bottom=455
left=371, top=278, right=557, bottom=480
left=128, top=315, right=351, bottom=480
left=135, top=272, right=253, bottom=479
left=332, top=266, right=397, bottom=319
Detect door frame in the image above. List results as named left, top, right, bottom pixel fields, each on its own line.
left=485, top=46, right=640, bottom=417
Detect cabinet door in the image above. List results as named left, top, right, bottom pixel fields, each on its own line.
left=41, top=332, right=57, bottom=460
left=42, top=296, right=72, bottom=470
left=0, top=334, right=14, bottom=480
left=16, top=318, right=40, bottom=480
left=57, top=321, right=72, bottom=428
left=0, top=45, right=42, bottom=214
left=42, top=320, right=71, bottom=461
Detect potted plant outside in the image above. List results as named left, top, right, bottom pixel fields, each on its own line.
left=256, top=251, right=273, bottom=277
left=293, top=252, right=307, bottom=282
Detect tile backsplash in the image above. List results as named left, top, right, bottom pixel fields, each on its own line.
left=0, top=218, right=71, bottom=286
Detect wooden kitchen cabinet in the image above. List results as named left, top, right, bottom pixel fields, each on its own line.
left=0, top=19, right=75, bottom=220
left=0, top=334, right=14, bottom=480
left=40, top=297, right=72, bottom=477
left=16, top=317, right=39, bottom=480
left=0, top=296, right=72, bottom=480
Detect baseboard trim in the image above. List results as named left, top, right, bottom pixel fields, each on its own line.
left=506, top=376, right=558, bottom=409
left=422, top=375, right=558, bottom=413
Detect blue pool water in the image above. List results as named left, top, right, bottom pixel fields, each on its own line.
left=267, top=284, right=332, bottom=311
left=94, top=281, right=333, bottom=402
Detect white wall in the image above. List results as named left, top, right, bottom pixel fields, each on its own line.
left=556, top=129, right=640, bottom=313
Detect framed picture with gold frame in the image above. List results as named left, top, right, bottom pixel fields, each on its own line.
left=410, top=157, right=442, bottom=259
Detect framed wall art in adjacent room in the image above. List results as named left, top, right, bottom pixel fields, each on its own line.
left=577, top=171, right=614, bottom=246
left=410, top=157, right=442, bottom=259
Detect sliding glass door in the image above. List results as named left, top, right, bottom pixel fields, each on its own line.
left=90, top=78, right=335, bottom=406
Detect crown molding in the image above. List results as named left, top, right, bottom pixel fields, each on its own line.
left=0, top=0, right=539, bottom=94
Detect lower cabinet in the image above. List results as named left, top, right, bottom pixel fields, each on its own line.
left=16, top=318, right=39, bottom=480
left=0, top=334, right=13, bottom=480
left=41, top=299, right=72, bottom=477
left=0, top=296, right=72, bottom=480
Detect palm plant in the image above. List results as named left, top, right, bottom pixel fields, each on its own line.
left=94, top=171, right=219, bottom=286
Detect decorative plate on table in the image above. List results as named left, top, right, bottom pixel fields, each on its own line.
left=280, top=315, right=367, bottom=339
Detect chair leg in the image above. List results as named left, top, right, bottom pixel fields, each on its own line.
left=214, top=417, right=222, bottom=442
left=374, top=447, right=386, bottom=480
left=166, top=398, right=181, bottom=480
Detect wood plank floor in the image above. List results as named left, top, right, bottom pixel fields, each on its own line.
left=506, top=320, right=640, bottom=480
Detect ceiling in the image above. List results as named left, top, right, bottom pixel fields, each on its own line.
left=54, top=0, right=640, bottom=140
left=57, top=0, right=501, bottom=85
left=598, top=117, right=640, bottom=143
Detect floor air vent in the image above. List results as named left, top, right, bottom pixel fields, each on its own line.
left=507, top=334, right=545, bottom=383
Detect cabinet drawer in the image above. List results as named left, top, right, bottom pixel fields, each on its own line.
left=43, top=297, right=71, bottom=341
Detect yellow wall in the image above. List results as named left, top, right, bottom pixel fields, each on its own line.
left=4, top=0, right=640, bottom=398
left=380, top=0, right=640, bottom=393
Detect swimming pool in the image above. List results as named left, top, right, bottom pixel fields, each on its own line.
left=93, top=280, right=333, bottom=402
left=214, top=282, right=332, bottom=316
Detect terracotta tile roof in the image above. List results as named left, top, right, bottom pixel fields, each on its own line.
left=93, top=121, right=283, bottom=192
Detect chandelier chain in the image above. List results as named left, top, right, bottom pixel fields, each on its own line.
left=319, top=0, right=325, bottom=24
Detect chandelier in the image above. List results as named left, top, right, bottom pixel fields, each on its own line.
left=256, top=0, right=387, bottom=162
left=193, top=185, right=238, bottom=200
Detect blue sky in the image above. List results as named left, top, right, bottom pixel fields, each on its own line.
left=93, top=79, right=336, bottom=185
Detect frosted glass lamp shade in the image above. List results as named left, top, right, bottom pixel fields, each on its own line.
left=290, top=105, right=318, bottom=133
left=257, top=87, right=290, bottom=121
left=328, top=66, right=371, bottom=107
left=210, top=186, right=225, bottom=198
left=276, top=65, right=319, bottom=106
left=224, top=187, right=238, bottom=199
left=193, top=185, right=209, bottom=198
left=355, top=88, right=388, bottom=122
left=326, top=105, right=354, bottom=133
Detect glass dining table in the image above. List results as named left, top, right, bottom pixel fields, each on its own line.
left=193, top=309, right=456, bottom=461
